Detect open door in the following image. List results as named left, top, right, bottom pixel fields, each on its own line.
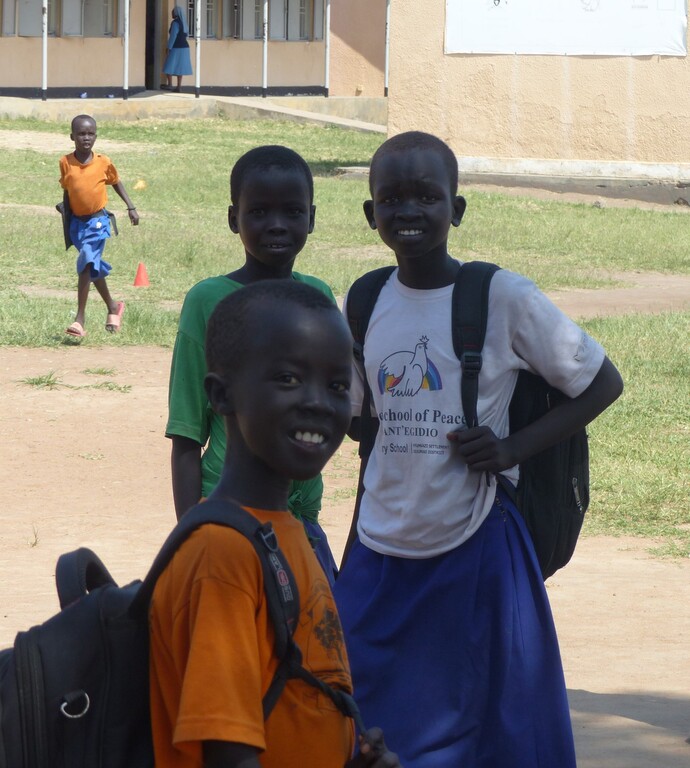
left=145, top=0, right=164, bottom=89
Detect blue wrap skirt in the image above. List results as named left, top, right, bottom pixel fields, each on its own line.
left=70, top=213, right=112, bottom=280
left=163, top=47, right=193, bottom=76
left=333, top=488, right=576, bottom=768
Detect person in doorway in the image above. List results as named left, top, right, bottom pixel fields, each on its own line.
left=162, top=5, right=192, bottom=93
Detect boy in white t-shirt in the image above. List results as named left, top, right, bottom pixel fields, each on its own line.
left=333, top=131, right=623, bottom=768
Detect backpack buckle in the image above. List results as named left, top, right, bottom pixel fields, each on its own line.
left=460, top=351, right=482, bottom=377
left=259, top=525, right=279, bottom=553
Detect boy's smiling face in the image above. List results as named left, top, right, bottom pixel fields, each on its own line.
left=228, top=166, right=315, bottom=272
left=214, top=299, right=352, bottom=483
left=364, top=147, right=465, bottom=263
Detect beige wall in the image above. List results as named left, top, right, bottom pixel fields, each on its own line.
left=0, top=4, right=146, bottom=89
left=330, top=0, right=385, bottom=97
left=388, top=0, right=690, bottom=178
left=195, top=41, right=326, bottom=87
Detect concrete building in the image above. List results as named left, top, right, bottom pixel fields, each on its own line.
left=0, top=0, right=386, bottom=99
left=387, top=1, right=690, bottom=183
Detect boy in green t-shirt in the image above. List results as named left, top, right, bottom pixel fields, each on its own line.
left=166, top=145, right=338, bottom=580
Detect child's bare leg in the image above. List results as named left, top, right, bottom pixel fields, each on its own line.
left=74, top=269, right=92, bottom=327
left=94, top=278, right=124, bottom=332
left=93, top=278, right=119, bottom=314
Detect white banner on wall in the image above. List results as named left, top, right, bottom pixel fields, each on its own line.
left=445, top=0, right=688, bottom=56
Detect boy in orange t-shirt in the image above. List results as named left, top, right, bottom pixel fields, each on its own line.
left=59, top=114, right=139, bottom=338
left=148, top=280, right=400, bottom=768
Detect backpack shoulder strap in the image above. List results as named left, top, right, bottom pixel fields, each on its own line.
left=346, top=266, right=396, bottom=459
left=133, top=500, right=298, bottom=651
left=451, top=261, right=501, bottom=428
left=132, top=499, right=301, bottom=719
left=346, top=266, right=396, bottom=358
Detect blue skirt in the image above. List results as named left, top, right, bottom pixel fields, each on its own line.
left=70, top=214, right=112, bottom=280
left=334, top=489, right=576, bottom=767
left=163, top=47, right=193, bottom=76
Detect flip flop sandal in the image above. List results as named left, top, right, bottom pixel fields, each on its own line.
left=65, top=322, right=86, bottom=338
left=106, top=301, right=125, bottom=333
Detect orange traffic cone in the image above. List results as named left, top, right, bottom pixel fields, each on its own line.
left=133, top=262, right=149, bottom=287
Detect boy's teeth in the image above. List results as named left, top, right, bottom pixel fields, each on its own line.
left=399, top=229, right=422, bottom=236
left=295, top=431, right=325, bottom=445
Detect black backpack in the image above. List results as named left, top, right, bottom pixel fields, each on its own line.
left=0, top=499, right=362, bottom=768
left=346, top=261, right=589, bottom=580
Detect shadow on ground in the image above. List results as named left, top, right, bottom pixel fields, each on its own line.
left=570, top=689, right=690, bottom=767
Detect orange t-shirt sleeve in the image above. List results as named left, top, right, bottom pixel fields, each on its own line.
left=174, top=568, right=268, bottom=750
left=104, top=158, right=119, bottom=186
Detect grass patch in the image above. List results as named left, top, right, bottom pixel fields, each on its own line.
left=21, top=371, right=61, bottom=389
left=87, top=381, right=131, bottom=393
left=19, top=370, right=130, bottom=393
left=1, top=116, right=688, bottom=348
left=83, top=367, right=116, bottom=376
left=581, top=312, right=690, bottom=555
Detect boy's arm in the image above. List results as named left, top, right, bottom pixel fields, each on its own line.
left=111, top=180, right=139, bottom=225
left=203, top=740, right=260, bottom=768
left=448, top=356, right=623, bottom=472
left=171, top=435, right=203, bottom=519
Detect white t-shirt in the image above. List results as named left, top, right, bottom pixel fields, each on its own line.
left=347, top=266, right=604, bottom=558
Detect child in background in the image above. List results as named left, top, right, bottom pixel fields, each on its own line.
left=60, top=114, right=139, bottom=338
left=334, top=131, right=624, bottom=767
left=149, top=280, right=400, bottom=768
left=166, top=145, right=338, bottom=582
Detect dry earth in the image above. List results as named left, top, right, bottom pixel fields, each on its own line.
left=1, top=126, right=690, bottom=766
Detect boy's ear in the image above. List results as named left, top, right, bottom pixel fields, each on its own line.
left=204, top=372, right=233, bottom=415
left=308, top=204, right=316, bottom=234
left=452, top=195, right=467, bottom=227
left=228, top=205, right=239, bottom=234
left=363, top=200, right=377, bottom=229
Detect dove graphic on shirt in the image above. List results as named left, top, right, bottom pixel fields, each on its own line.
left=379, top=336, right=430, bottom=397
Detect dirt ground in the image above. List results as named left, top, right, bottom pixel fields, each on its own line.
left=1, top=122, right=689, bottom=764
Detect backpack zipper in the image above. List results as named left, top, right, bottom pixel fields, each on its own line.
left=572, top=477, right=583, bottom=514
left=15, top=631, right=48, bottom=768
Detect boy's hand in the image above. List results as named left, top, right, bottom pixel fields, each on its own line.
left=127, top=208, right=140, bottom=225
left=447, top=426, right=515, bottom=473
left=346, top=727, right=401, bottom=767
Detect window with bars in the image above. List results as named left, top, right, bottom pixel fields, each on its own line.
left=2, top=0, right=119, bottom=37
left=220, top=0, right=322, bottom=42
left=83, top=0, right=114, bottom=36
left=3, top=0, right=57, bottom=36
left=1, top=0, right=324, bottom=41
left=187, top=0, right=218, bottom=38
